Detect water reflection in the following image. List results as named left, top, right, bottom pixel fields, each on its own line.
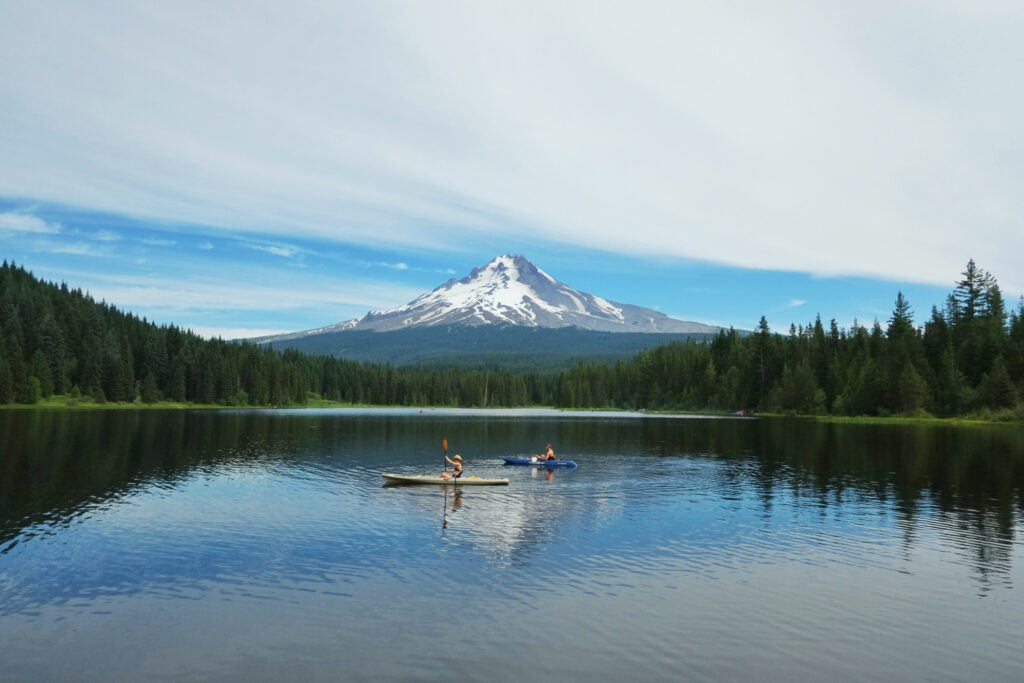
left=2, top=410, right=1023, bottom=588
left=3, top=409, right=1024, bottom=681
left=752, top=418, right=1024, bottom=594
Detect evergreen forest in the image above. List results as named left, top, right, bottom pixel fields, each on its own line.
left=1, top=259, right=1022, bottom=419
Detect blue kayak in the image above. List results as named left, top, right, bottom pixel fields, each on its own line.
left=503, top=456, right=577, bottom=468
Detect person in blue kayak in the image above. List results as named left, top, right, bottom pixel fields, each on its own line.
left=440, top=454, right=463, bottom=479
left=535, top=444, right=557, bottom=461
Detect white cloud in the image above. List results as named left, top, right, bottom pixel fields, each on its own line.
left=197, top=242, right=214, bottom=250
left=247, top=243, right=297, bottom=258
left=787, top=299, right=808, bottom=308
left=1, top=2, right=1022, bottom=290
left=0, top=211, right=60, bottom=234
left=140, top=237, right=176, bottom=246
left=93, top=230, right=120, bottom=241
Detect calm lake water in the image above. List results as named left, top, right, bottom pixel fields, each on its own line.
left=2, top=408, right=1024, bottom=682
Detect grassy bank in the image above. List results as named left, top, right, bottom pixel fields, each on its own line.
left=4, top=394, right=1022, bottom=424
left=756, top=407, right=1024, bottom=425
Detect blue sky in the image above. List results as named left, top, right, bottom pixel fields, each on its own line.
left=2, top=2, right=1022, bottom=339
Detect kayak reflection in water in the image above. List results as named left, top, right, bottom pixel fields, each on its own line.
left=536, top=443, right=557, bottom=461
left=440, top=454, right=463, bottom=479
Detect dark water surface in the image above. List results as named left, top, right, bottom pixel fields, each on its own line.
left=2, top=408, right=1024, bottom=682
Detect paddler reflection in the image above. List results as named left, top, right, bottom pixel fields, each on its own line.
left=530, top=467, right=556, bottom=482
left=442, top=489, right=463, bottom=529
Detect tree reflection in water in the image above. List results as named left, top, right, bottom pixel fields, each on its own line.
left=2, top=409, right=1022, bottom=591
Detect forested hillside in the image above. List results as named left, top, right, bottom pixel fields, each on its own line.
left=553, top=259, right=1022, bottom=418
left=1, top=259, right=1022, bottom=418
left=262, top=325, right=714, bottom=371
left=0, top=261, right=552, bottom=407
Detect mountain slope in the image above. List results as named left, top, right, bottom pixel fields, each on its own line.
left=266, top=325, right=716, bottom=371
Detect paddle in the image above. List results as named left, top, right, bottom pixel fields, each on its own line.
left=442, top=438, right=450, bottom=528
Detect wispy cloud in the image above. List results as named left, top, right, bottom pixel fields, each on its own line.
left=0, top=2, right=1021, bottom=292
left=45, top=269, right=424, bottom=317
left=248, top=243, right=297, bottom=258
left=0, top=211, right=60, bottom=234
left=140, top=237, right=176, bottom=246
left=187, top=326, right=293, bottom=340
left=93, top=230, right=120, bottom=242
left=49, top=242, right=101, bottom=256
left=197, top=242, right=214, bottom=250
left=787, top=299, right=808, bottom=308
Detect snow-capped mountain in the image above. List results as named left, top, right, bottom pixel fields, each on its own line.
left=261, top=255, right=718, bottom=343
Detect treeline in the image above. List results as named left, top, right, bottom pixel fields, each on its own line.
left=553, top=259, right=1024, bottom=418
left=0, top=261, right=554, bottom=407
left=1, top=259, right=1022, bottom=418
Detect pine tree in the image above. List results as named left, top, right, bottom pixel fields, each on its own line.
left=4, top=333, right=28, bottom=403
left=699, top=358, right=717, bottom=408
left=888, top=292, right=914, bottom=341
left=923, top=307, right=950, bottom=376
left=752, top=316, right=772, bottom=408
left=932, top=346, right=965, bottom=416
left=0, top=334, right=13, bottom=403
left=35, top=313, right=66, bottom=394
left=25, top=376, right=42, bottom=404
left=810, top=315, right=832, bottom=406
left=896, top=361, right=929, bottom=415
left=29, top=349, right=54, bottom=397
left=169, top=362, right=187, bottom=402
left=951, top=259, right=999, bottom=384
left=1008, top=297, right=1024, bottom=396
left=770, top=359, right=822, bottom=414
left=952, top=258, right=995, bottom=321
left=980, top=356, right=1018, bottom=410
left=140, top=370, right=160, bottom=403
left=556, top=373, right=575, bottom=408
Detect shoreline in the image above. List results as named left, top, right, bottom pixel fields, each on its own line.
left=2, top=396, right=1021, bottom=425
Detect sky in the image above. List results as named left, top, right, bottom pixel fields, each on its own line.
left=2, top=1, right=1022, bottom=339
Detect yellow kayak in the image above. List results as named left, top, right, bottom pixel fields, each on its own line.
left=381, top=473, right=509, bottom=486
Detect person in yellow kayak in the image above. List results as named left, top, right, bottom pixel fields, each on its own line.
left=535, top=444, right=557, bottom=461
left=440, top=454, right=463, bottom=479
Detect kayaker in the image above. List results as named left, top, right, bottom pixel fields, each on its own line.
left=440, top=454, right=463, bottom=479
left=536, top=444, right=557, bottom=461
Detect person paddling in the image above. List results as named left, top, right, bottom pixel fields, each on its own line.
left=440, top=454, right=463, bottom=479
left=535, top=444, right=557, bottom=461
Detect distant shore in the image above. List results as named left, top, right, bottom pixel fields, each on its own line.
left=3, top=395, right=1021, bottom=424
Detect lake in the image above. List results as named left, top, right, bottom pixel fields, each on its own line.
left=2, top=408, right=1024, bottom=682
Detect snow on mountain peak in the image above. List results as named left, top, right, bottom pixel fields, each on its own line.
left=265, top=255, right=721, bottom=339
